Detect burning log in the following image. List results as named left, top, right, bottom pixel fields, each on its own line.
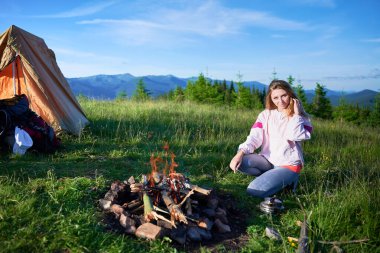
left=161, top=190, right=188, bottom=224
left=143, top=192, right=174, bottom=226
left=178, top=189, right=194, bottom=207
left=189, top=184, right=211, bottom=195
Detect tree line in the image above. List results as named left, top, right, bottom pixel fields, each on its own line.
left=116, top=74, right=380, bottom=127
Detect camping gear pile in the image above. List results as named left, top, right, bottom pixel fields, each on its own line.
left=0, top=25, right=89, bottom=153
left=0, top=94, right=61, bottom=154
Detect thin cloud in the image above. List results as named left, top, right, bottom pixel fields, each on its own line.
left=271, top=34, right=287, bottom=39
left=34, top=1, right=117, bottom=18
left=317, top=26, right=341, bottom=42
left=325, top=69, right=380, bottom=80
left=290, top=0, right=336, bottom=8
left=53, top=48, right=97, bottom=58
left=78, top=0, right=310, bottom=44
left=305, top=50, right=328, bottom=57
left=361, top=38, right=380, bottom=43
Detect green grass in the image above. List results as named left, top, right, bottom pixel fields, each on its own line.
left=0, top=99, right=379, bottom=252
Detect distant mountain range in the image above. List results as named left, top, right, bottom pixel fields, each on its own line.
left=66, top=73, right=378, bottom=107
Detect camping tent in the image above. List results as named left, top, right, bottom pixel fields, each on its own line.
left=0, top=25, right=88, bottom=135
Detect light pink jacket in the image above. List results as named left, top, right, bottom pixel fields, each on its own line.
left=238, top=109, right=313, bottom=167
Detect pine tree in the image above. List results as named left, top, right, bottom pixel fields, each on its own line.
left=251, top=87, right=263, bottom=109
left=287, top=75, right=296, bottom=88
left=369, top=92, right=380, bottom=126
left=132, top=78, right=150, bottom=101
left=294, top=81, right=310, bottom=112
left=116, top=90, right=128, bottom=101
left=184, top=80, right=196, bottom=101
left=192, top=73, right=209, bottom=102
left=173, top=86, right=185, bottom=102
left=225, top=81, right=236, bottom=105
left=333, top=96, right=358, bottom=122
left=311, top=83, right=332, bottom=119
left=235, top=82, right=252, bottom=109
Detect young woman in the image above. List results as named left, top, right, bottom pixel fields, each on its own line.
left=229, top=80, right=313, bottom=198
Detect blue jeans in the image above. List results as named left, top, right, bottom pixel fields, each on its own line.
left=238, top=154, right=299, bottom=198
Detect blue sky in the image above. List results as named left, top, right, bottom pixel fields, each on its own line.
left=1, top=0, right=379, bottom=91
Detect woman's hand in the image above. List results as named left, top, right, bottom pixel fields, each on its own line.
left=293, top=98, right=303, bottom=115
left=229, top=150, right=244, bottom=173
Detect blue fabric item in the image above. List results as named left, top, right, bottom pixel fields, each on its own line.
left=238, top=154, right=299, bottom=198
left=246, top=167, right=299, bottom=198
left=239, top=153, right=273, bottom=176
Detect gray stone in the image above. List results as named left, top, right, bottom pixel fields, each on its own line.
left=196, top=227, right=212, bottom=240
left=110, top=204, right=124, bottom=218
left=187, top=227, right=202, bottom=242
left=215, top=211, right=229, bottom=225
left=125, top=225, right=136, bottom=235
left=207, top=198, right=219, bottom=209
left=214, top=218, right=231, bottom=233
left=265, top=227, right=282, bottom=241
left=104, top=190, right=117, bottom=201
left=119, top=213, right=136, bottom=228
left=126, top=176, right=135, bottom=185
left=170, top=225, right=187, bottom=244
left=135, top=223, right=163, bottom=240
left=198, top=217, right=214, bottom=231
left=202, top=208, right=216, bottom=217
left=157, top=219, right=173, bottom=229
left=99, top=199, right=111, bottom=210
left=216, top=207, right=227, bottom=216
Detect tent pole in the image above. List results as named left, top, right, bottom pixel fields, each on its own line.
left=20, top=58, right=32, bottom=102
left=12, top=59, right=16, bottom=96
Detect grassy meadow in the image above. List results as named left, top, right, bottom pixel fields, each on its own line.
left=0, top=98, right=379, bottom=253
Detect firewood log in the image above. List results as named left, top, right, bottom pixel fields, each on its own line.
left=123, top=199, right=142, bottom=210
left=143, top=192, right=154, bottom=221
left=161, top=190, right=188, bottom=224
left=189, top=184, right=211, bottom=195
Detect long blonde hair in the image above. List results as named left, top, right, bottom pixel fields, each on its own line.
left=265, top=80, right=306, bottom=117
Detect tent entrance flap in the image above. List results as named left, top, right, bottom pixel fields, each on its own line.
left=0, top=56, right=26, bottom=99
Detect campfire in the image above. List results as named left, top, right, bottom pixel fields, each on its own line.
left=98, top=144, right=232, bottom=244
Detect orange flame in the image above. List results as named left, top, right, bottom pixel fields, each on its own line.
left=169, top=152, right=178, bottom=176
left=148, top=154, right=164, bottom=187
left=148, top=143, right=181, bottom=192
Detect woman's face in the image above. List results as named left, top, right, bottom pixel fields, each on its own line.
left=271, top=88, right=290, bottom=111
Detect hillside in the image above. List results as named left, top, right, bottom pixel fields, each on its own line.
left=305, top=89, right=378, bottom=107
left=1, top=99, right=378, bottom=252
left=66, top=73, right=378, bottom=107
left=67, top=74, right=266, bottom=99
